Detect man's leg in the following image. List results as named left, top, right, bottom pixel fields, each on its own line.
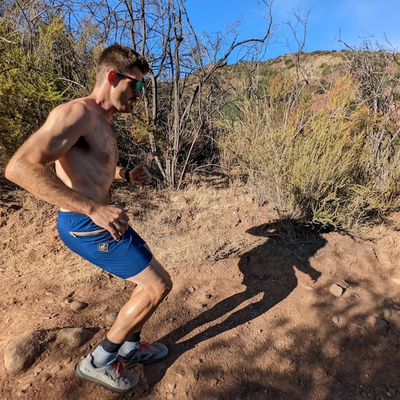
left=76, top=256, right=172, bottom=391
left=89, top=254, right=172, bottom=365
left=107, top=256, right=172, bottom=343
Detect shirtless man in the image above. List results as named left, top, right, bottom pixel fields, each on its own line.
left=5, top=44, right=172, bottom=393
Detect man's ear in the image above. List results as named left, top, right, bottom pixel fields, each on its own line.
left=107, top=70, right=118, bottom=87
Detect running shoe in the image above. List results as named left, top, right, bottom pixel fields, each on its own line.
left=120, top=342, right=168, bottom=369
left=75, top=354, right=139, bottom=393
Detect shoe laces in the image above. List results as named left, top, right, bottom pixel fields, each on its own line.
left=139, top=342, right=153, bottom=352
left=112, top=357, right=124, bottom=377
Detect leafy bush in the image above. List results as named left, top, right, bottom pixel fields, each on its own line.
left=0, top=12, right=97, bottom=154
left=218, top=72, right=400, bottom=228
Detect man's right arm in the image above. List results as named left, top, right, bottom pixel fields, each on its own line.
left=5, top=102, right=98, bottom=214
left=4, top=102, right=128, bottom=241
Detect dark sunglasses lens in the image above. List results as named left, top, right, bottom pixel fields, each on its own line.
left=133, top=80, right=144, bottom=92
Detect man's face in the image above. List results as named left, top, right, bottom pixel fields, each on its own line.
left=112, top=66, right=144, bottom=113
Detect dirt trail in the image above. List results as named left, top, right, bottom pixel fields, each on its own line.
left=1, top=183, right=400, bottom=399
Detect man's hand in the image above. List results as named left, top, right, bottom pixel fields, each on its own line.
left=89, top=205, right=129, bottom=241
left=129, top=162, right=152, bottom=184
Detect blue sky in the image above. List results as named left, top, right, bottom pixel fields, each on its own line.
left=185, top=0, right=400, bottom=62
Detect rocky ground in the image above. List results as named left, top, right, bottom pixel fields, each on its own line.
left=1, top=179, right=400, bottom=400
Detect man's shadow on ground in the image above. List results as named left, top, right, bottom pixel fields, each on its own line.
left=142, top=220, right=329, bottom=390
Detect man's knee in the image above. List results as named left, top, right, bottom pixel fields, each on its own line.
left=127, top=258, right=172, bottom=305
left=153, top=274, right=172, bottom=304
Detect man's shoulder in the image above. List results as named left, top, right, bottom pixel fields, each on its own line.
left=47, top=98, right=97, bottom=129
left=53, top=97, right=93, bottom=115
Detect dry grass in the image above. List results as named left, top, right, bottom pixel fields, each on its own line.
left=112, top=181, right=263, bottom=271
left=218, top=71, right=400, bottom=228
left=1, top=193, right=104, bottom=285
left=1, top=180, right=270, bottom=284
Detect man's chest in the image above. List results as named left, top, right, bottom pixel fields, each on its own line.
left=84, top=125, right=118, bottom=165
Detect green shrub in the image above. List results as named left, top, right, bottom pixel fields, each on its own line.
left=218, top=73, right=400, bottom=228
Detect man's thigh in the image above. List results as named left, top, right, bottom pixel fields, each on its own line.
left=126, top=253, right=172, bottom=293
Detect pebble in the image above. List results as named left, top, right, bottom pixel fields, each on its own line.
left=387, top=388, right=396, bottom=397
left=106, top=313, right=118, bottom=324
left=41, top=374, right=51, bottom=382
left=20, top=383, right=31, bottom=391
left=332, top=315, right=340, bottom=324
left=329, top=284, right=345, bottom=297
left=210, top=378, right=218, bottom=387
left=70, top=301, right=87, bottom=312
left=167, top=383, right=176, bottom=391
left=33, top=367, right=43, bottom=374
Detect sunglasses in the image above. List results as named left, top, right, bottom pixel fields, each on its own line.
left=116, top=72, right=144, bottom=93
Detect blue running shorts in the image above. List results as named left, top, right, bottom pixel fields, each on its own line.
left=57, top=211, right=153, bottom=279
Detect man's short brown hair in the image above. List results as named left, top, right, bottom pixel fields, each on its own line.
left=96, top=44, right=150, bottom=84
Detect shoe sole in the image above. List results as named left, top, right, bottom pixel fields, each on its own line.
left=123, top=345, right=169, bottom=369
left=75, top=361, right=139, bottom=393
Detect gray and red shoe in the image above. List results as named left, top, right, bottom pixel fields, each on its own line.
left=120, top=342, right=168, bottom=369
left=75, top=354, right=139, bottom=393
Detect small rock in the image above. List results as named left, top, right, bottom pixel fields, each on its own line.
left=210, top=378, right=219, bottom=386
left=167, top=383, right=176, bottom=391
left=41, top=374, right=51, bottom=382
left=70, top=301, right=87, bottom=312
left=20, top=383, right=32, bottom=391
left=106, top=313, right=118, bottom=324
left=332, top=316, right=340, bottom=324
left=329, top=284, right=345, bottom=297
left=56, top=328, right=94, bottom=349
left=387, top=388, right=396, bottom=397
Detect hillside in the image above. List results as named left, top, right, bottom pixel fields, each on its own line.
left=1, top=179, right=400, bottom=399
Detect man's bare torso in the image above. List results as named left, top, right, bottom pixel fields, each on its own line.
left=55, top=98, right=118, bottom=208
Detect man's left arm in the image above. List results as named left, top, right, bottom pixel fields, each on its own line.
left=115, top=162, right=152, bottom=184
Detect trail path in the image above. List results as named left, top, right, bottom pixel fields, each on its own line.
left=1, top=183, right=400, bottom=399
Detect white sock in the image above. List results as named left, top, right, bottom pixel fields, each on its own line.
left=91, top=345, right=118, bottom=367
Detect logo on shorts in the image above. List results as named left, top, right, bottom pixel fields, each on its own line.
left=98, top=243, right=109, bottom=252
